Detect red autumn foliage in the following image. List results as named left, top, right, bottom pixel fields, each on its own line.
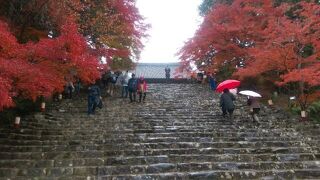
left=0, top=0, right=147, bottom=111
left=179, top=0, right=320, bottom=108
left=0, top=20, right=100, bottom=110
left=235, top=1, right=320, bottom=108
left=178, top=0, right=275, bottom=74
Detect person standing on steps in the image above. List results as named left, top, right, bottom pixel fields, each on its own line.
left=209, top=74, right=217, bottom=91
left=128, top=73, right=138, bottom=103
left=137, top=76, right=148, bottom=103
left=74, top=78, right=82, bottom=95
left=108, top=72, right=117, bottom=96
left=120, top=71, right=130, bottom=98
left=165, top=66, right=171, bottom=79
left=115, top=71, right=123, bottom=97
left=87, top=81, right=102, bottom=115
left=220, top=88, right=236, bottom=119
left=66, top=80, right=75, bottom=99
left=102, top=70, right=110, bottom=90
left=247, top=96, right=261, bottom=123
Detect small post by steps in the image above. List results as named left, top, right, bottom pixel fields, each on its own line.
left=58, top=94, right=63, bottom=101
left=41, top=102, right=46, bottom=112
left=14, top=116, right=20, bottom=128
left=268, top=99, right=274, bottom=106
left=300, top=110, right=308, bottom=121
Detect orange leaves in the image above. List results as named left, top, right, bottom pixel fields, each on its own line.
left=0, top=0, right=147, bottom=110
left=0, top=20, right=100, bottom=110
left=180, top=0, right=320, bottom=107
left=179, top=0, right=272, bottom=74
left=77, top=0, right=147, bottom=62
left=279, top=63, right=320, bottom=87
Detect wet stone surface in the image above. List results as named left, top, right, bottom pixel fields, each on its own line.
left=0, top=83, right=319, bottom=179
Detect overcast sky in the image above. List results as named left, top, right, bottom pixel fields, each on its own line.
left=136, top=0, right=202, bottom=63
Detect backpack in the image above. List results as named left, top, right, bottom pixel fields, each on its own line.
left=128, top=78, right=137, bottom=91
left=111, top=74, right=117, bottom=83
left=89, top=86, right=99, bottom=96
left=120, top=75, right=129, bottom=85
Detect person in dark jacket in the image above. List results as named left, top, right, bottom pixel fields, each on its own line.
left=128, top=73, right=138, bottom=103
left=165, top=66, right=171, bottom=79
left=66, top=80, right=74, bottom=99
left=209, top=74, right=217, bottom=91
left=220, top=88, right=236, bottom=118
left=88, top=81, right=102, bottom=115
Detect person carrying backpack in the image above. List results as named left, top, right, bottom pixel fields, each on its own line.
left=107, top=72, right=117, bottom=96
left=88, top=81, right=102, bottom=115
left=128, top=73, right=138, bottom=103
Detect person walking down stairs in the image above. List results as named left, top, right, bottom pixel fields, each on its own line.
left=220, top=88, right=236, bottom=119
left=137, top=76, right=148, bottom=103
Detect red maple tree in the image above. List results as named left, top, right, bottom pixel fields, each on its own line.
left=179, top=0, right=320, bottom=109
left=0, top=0, right=147, bottom=111
left=0, top=20, right=100, bottom=110
left=236, top=2, right=320, bottom=109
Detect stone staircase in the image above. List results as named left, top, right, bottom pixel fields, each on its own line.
left=0, top=84, right=319, bottom=179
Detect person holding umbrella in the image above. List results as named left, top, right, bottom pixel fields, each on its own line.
left=239, top=90, right=262, bottom=123
left=247, top=97, right=261, bottom=122
left=220, top=88, right=236, bottom=119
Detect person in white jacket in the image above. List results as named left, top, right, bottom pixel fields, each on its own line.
left=120, top=71, right=130, bottom=98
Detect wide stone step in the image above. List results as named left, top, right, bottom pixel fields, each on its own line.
left=104, top=154, right=319, bottom=166
left=0, top=147, right=314, bottom=160
left=0, top=127, right=301, bottom=133
left=0, top=153, right=317, bottom=169
left=1, top=162, right=319, bottom=178
left=101, top=169, right=320, bottom=179
left=0, top=130, right=307, bottom=143
left=0, top=133, right=309, bottom=143
left=1, top=138, right=316, bottom=150
left=0, top=140, right=316, bottom=153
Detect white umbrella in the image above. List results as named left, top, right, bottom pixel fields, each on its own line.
left=239, top=90, right=262, bottom=97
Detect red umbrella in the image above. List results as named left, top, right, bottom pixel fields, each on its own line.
left=216, top=80, right=240, bottom=92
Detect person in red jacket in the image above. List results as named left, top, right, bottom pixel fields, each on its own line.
left=137, top=76, right=148, bottom=103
